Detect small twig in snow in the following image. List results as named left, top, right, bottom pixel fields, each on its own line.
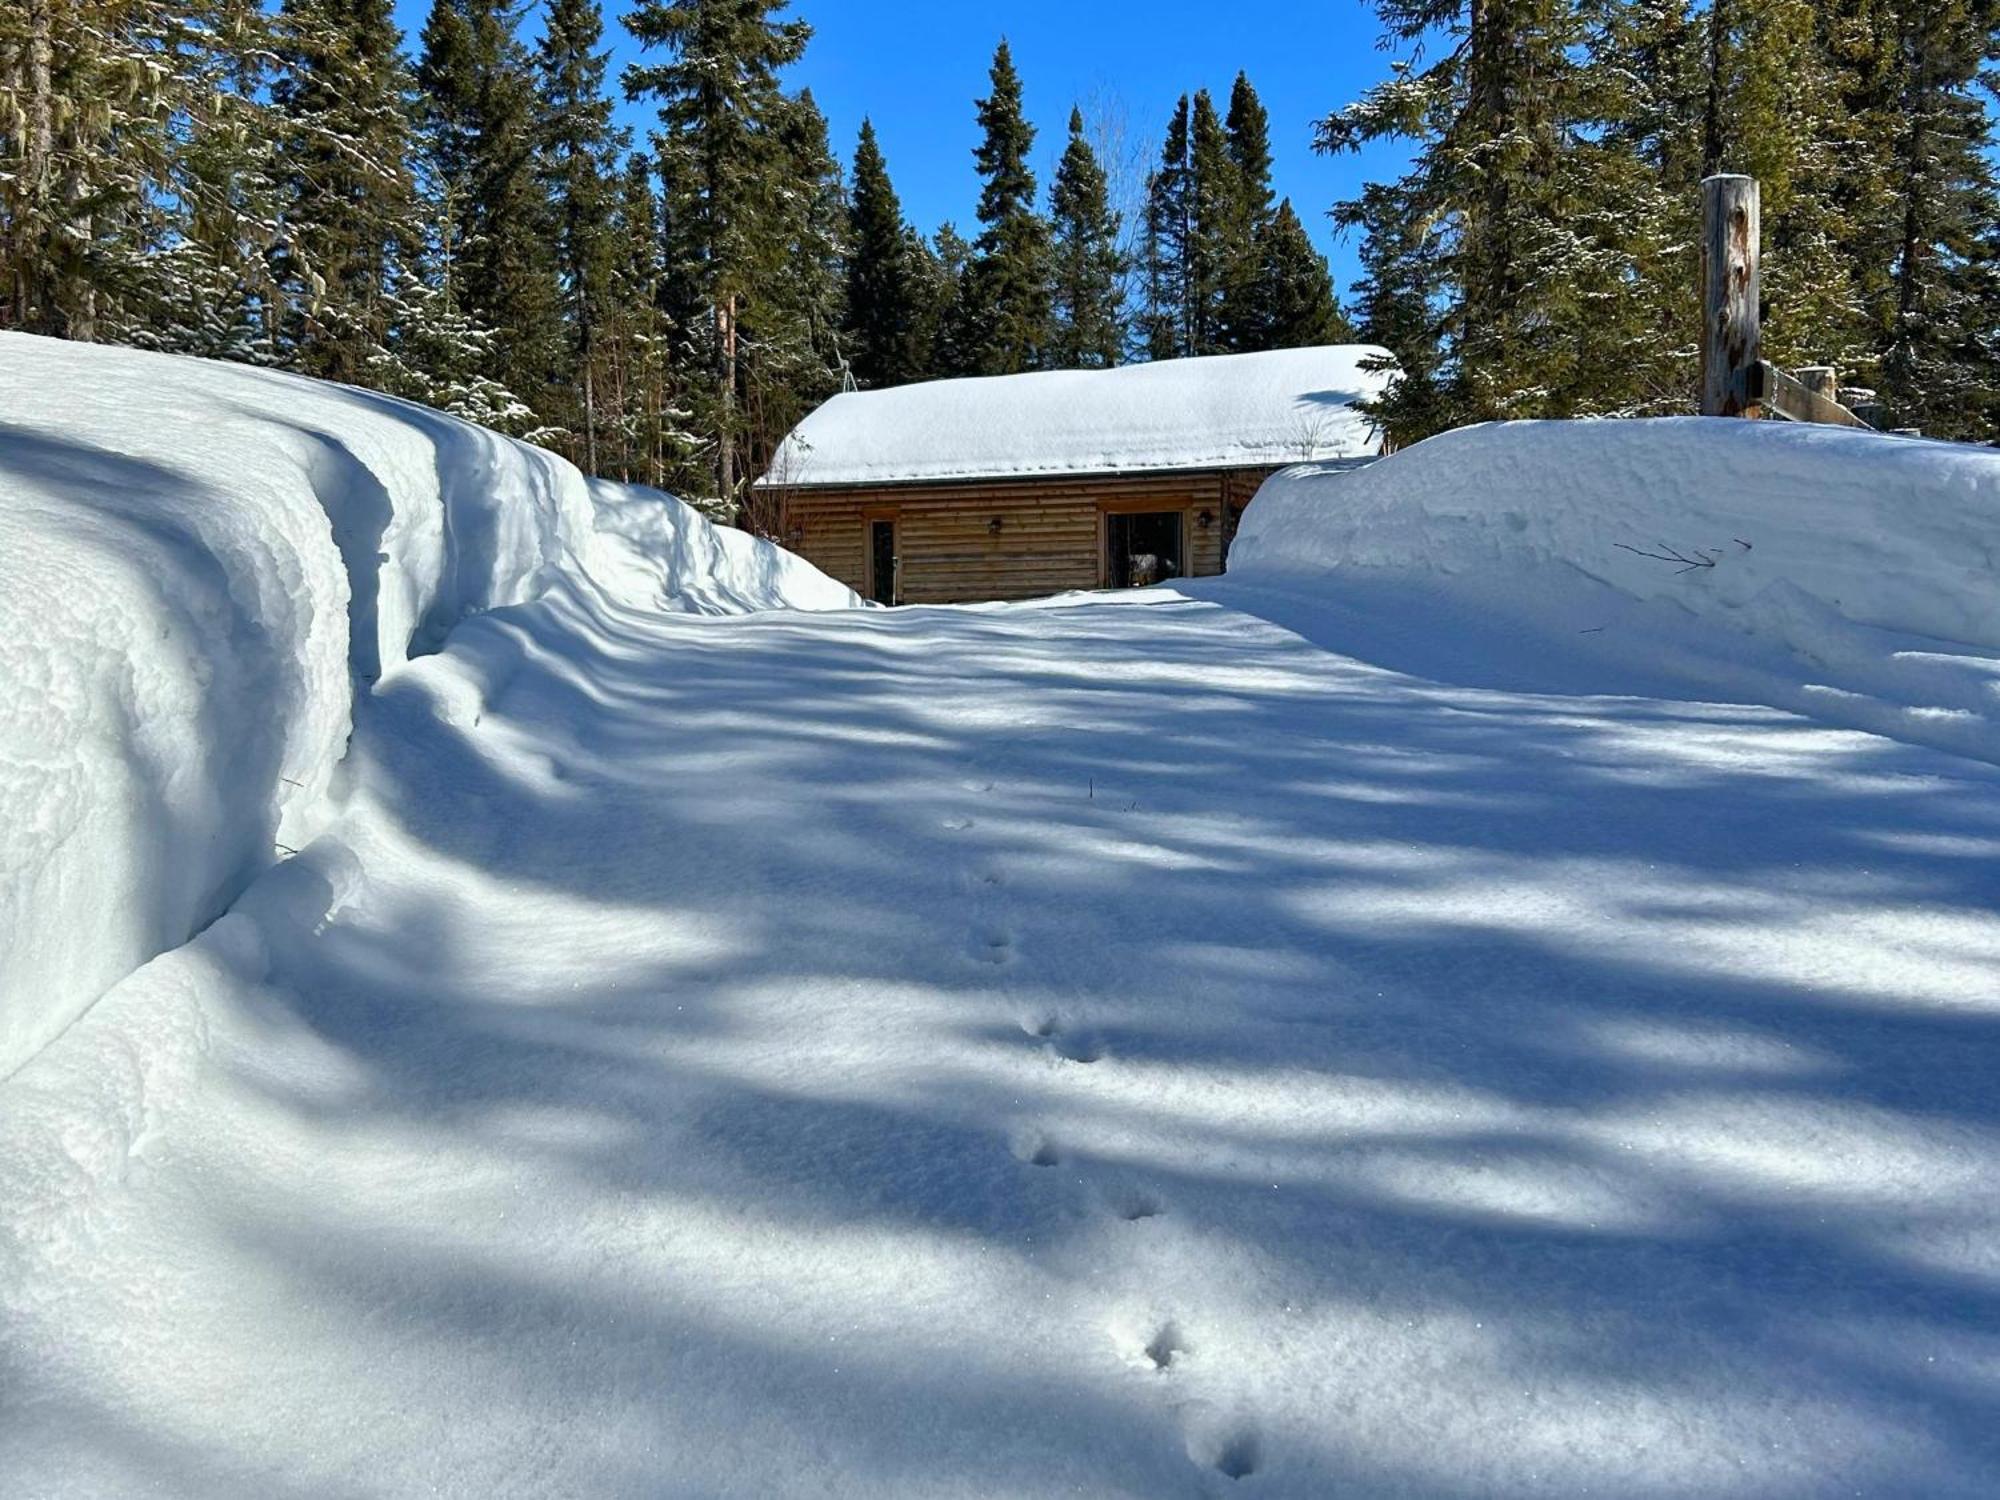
left=1615, top=541, right=1721, bottom=574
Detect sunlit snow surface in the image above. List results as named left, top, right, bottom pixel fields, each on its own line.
left=5, top=351, right=2000, bottom=1495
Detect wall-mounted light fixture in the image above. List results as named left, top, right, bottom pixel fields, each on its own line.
left=1196, top=509, right=1215, bottom=530
left=988, top=515, right=1004, bottom=536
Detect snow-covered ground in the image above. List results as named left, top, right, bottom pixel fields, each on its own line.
left=0, top=333, right=853, bottom=1076
left=5, top=350, right=2000, bottom=1497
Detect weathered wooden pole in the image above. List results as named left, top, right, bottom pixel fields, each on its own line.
left=1700, top=174, right=1761, bottom=416
left=1795, top=366, right=1838, bottom=400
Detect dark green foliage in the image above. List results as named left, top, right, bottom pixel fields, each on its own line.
left=1048, top=106, right=1127, bottom=367
left=1325, top=0, right=1999, bottom=443
left=956, top=39, right=1053, bottom=374
left=536, top=0, right=625, bottom=469
left=1256, top=200, right=1354, bottom=349
left=417, top=0, right=564, bottom=431
left=621, top=0, right=823, bottom=505
left=844, top=119, right=926, bottom=387
left=271, top=0, right=422, bottom=385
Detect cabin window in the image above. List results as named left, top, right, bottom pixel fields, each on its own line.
left=1104, top=510, right=1186, bottom=589
left=867, top=518, right=898, bottom=605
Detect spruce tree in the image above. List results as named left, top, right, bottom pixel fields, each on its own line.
left=1048, top=106, right=1126, bottom=368
left=1255, top=200, right=1352, bottom=349
left=1218, top=72, right=1277, bottom=350
left=536, top=0, right=626, bottom=471
left=1318, top=0, right=1602, bottom=433
left=958, top=39, right=1052, bottom=374
left=1141, top=96, right=1194, bottom=360
left=1185, top=89, right=1237, bottom=355
left=417, top=0, right=563, bottom=434
left=623, top=0, right=810, bottom=503
left=1872, top=0, right=2000, bottom=436
left=270, top=0, right=422, bottom=384
left=743, top=86, right=847, bottom=521
left=844, top=118, right=923, bottom=387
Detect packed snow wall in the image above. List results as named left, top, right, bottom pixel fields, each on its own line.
left=1230, top=416, right=2000, bottom=760
left=0, top=333, right=855, bottom=1076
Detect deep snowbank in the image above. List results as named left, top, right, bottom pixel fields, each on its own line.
left=1231, top=417, right=2000, bottom=759
left=0, top=333, right=854, bottom=1076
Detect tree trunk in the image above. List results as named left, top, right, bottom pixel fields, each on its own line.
left=717, top=293, right=738, bottom=503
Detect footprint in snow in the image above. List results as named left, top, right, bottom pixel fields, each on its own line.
left=1011, top=1130, right=1061, bottom=1168
left=942, top=816, right=975, bottom=832
left=972, top=927, right=1014, bottom=965
left=1108, top=1186, right=1165, bottom=1222
left=1143, top=1321, right=1187, bottom=1371
left=1020, top=1013, right=1102, bottom=1063
left=1183, top=1406, right=1262, bottom=1483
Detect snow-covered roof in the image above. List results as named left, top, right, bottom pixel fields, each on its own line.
left=758, top=345, right=1393, bottom=489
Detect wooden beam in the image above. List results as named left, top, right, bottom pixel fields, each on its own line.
left=1741, top=361, right=1871, bottom=428
left=1700, top=174, right=1761, bottom=416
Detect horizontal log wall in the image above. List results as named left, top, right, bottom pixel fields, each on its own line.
left=777, top=468, right=1280, bottom=605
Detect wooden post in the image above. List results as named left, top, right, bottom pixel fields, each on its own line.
left=1795, top=366, right=1837, bottom=400
left=1700, top=174, right=1761, bottom=416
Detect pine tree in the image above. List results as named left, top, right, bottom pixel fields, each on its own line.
left=623, top=0, right=810, bottom=503
left=957, top=39, right=1052, bottom=374
left=1255, top=200, right=1353, bottom=349
left=926, top=220, right=974, bottom=376
left=1217, top=72, right=1277, bottom=350
left=271, top=0, right=422, bottom=384
left=1047, top=106, right=1126, bottom=368
left=1141, top=96, right=1194, bottom=360
left=743, top=86, right=847, bottom=523
left=1871, top=0, right=2000, bottom=436
left=1142, top=88, right=1246, bottom=359
left=1336, top=176, right=1455, bottom=443
left=536, top=0, right=625, bottom=471
left=1318, top=0, right=1602, bottom=433
left=417, top=0, right=563, bottom=435
left=844, top=118, right=924, bottom=387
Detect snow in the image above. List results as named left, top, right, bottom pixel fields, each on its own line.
left=0, top=332, right=856, bottom=1077
left=1235, top=416, right=2000, bottom=766
left=6, top=368, right=2000, bottom=1497
left=760, top=345, right=1392, bottom=488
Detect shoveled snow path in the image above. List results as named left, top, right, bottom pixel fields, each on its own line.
left=6, top=581, right=2000, bottom=1498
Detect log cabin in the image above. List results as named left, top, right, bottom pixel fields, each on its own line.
left=755, top=346, right=1393, bottom=604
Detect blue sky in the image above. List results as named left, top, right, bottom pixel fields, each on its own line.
left=393, top=0, right=1415, bottom=296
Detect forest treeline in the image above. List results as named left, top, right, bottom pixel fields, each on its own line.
left=1, top=0, right=1993, bottom=522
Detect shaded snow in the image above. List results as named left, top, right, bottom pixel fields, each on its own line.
left=0, top=333, right=854, bottom=1076
left=1234, top=417, right=2000, bottom=765
left=5, top=375, right=2000, bottom=1497
left=760, top=345, right=1392, bottom=488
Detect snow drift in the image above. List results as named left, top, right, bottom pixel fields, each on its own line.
left=0, top=333, right=854, bottom=1077
left=1231, top=416, right=2000, bottom=761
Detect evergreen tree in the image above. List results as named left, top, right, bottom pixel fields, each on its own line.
left=1141, top=96, right=1194, bottom=360
left=623, top=0, right=810, bottom=503
left=1218, top=72, right=1277, bottom=349
left=957, top=39, right=1052, bottom=374
left=1871, top=0, right=2000, bottom=436
left=743, top=86, right=847, bottom=522
left=1255, top=199, right=1352, bottom=349
left=1142, top=88, right=1246, bottom=359
left=1318, top=0, right=1604, bottom=433
left=1336, top=176, right=1455, bottom=443
left=844, top=118, right=924, bottom=387
left=535, top=0, right=626, bottom=470
left=1048, top=106, right=1126, bottom=368
left=926, top=220, right=975, bottom=376
left=417, top=0, right=563, bottom=434
left=270, top=0, right=421, bottom=384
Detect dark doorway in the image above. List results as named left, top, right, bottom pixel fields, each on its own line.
left=1105, top=511, right=1185, bottom=589
left=868, top=519, right=898, bottom=605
